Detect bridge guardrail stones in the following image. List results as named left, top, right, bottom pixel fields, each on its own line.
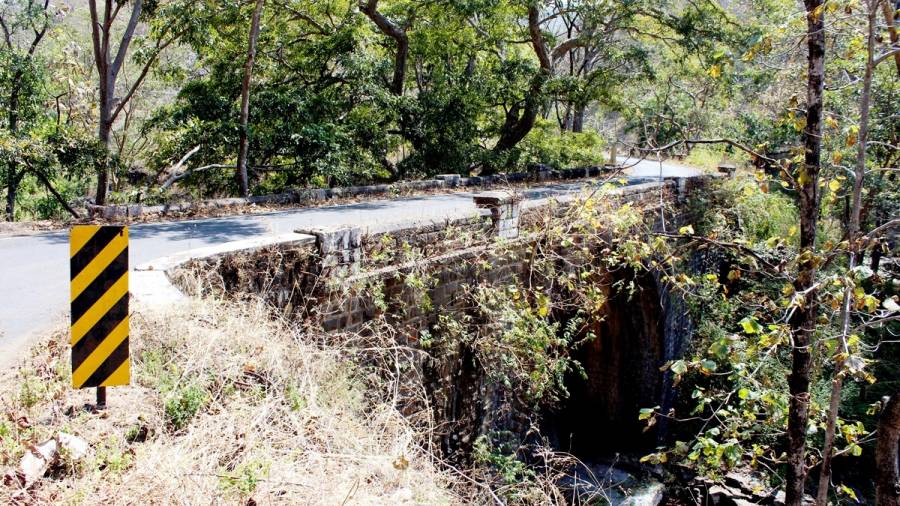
left=86, top=165, right=615, bottom=220
left=147, top=176, right=711, bottom=333
left=296, top=226, right=363, bottom=271
left=473, top=191, right=523, bottom=239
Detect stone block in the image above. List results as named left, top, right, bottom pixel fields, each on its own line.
left=435, top=174, right=461, bottom=187
left=297, top=226, right=362, bottom=269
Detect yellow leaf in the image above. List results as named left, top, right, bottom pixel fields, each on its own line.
left=833, top=151, right=843, bottom=165
left=708, top=64, right=722, bottom=78
left=847, top=133, right=857, bottom=147
left=825, top=116, right=838, bottom=129
left=810, top=3, right=825, bottom=21
left=829, top=180, right=840, bottom=192
left=679, top=225, right=695, bottom=235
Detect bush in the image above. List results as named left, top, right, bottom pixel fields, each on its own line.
left=164, top=382, right=208, bottom=432
left=518, top=118, right=606, bottom=170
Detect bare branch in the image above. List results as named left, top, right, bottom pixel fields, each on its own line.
left=0, top=12, right=12, bottom=50
left=109, top=0, right=143, bottom=82
left=110, top=33, right=181, bottom=122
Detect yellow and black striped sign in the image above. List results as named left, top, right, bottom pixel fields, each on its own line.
left=70, top=225, right=130, bottom=389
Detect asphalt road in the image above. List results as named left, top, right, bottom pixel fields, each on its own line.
left=0, top=158, right=698, bottom=367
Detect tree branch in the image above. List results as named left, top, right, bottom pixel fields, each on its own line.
left=30, top=168, right=80, bottom=218
left=87, top=0, right=105, bottom=76
left=0, top=12, right=12, bottom=50
left=551, top=36, right=588, bottom=63
left=359, top=0, right=408, bottom=95
left=109, top=0, right=143, bottom=83
left=528, top=5, right=551, bottom=70
left=110, top=33, right=181, bottom=122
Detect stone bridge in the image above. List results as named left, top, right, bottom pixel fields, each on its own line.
left=156, top=175, right=711, bottom=461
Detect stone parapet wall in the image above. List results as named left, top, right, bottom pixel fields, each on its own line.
left=87, top=165, right=616, bottom=220
left=170, top=177, right=704, bottom=335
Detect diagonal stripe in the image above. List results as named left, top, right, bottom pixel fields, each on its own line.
left=70, top=226, right=123, bottom=280
left=70, top=226, right=100, bottom=259
left=71, top=295, right=128, bottom=370
left=101, top=358, right=130, bottom=387
left=70, top=248, right=128, bottom=323
left=71, top=272, right=129, bottom=345
left=71, top=316, right=129, bottom=388
left=82, top=338, right=129, bottom=388
left=71, top=234, right=128, bottom=302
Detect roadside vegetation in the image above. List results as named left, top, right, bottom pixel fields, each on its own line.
left=0, top=0, right=898, bottom=504
left=0, top=299, right=456, bottom=504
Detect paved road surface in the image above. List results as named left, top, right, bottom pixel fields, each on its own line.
left=0, top=158, right=699, bottom=367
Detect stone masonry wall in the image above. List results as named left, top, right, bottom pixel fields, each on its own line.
left=169, top=176, right=709, bottom=460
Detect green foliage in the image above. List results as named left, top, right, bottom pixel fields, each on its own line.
left=518, top=118, right=606, bottom=170
left=164, top=382, right=209, bottom=432
left=219, top=459, right=270, bottom=498
left=473, top=433, right=535, bottom=486
left=433, top=284, right=586, bottom=406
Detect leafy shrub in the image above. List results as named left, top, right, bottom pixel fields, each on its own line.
left=164, top=382, right=208, bottom=432
left=518, top=118, right=606, bottom=170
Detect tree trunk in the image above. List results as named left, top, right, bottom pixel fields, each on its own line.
left=5, top=80, right=21, bottom=221
left=572, top=103, right=586, bottom=133
left=89, top=0, right=145, bottom=206
left=876, top=393, right=900, bottom=506
left=489, top=5, right=555, bottom=166
left=96, top=113, right=112, bottom=206
left=236, top=0, right=265, bottom=198
left=5, top=174, right=17, bottom=222
left=883, top=0, right=900, bottom=75
left=816, top=3, right=878, bottom=502
left=491, top=73, right=545, bottom=156
left=785, top=1, right=826, bottom=503
left=360, top=0, right=408, bottom=97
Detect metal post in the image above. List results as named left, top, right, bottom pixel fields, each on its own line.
left=96, top=387, right=107, bottom=409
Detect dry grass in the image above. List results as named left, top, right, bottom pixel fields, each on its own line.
left=0, top=298, right=459, bottom=505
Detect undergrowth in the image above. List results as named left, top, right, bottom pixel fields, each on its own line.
left=0, top=299, right=457, bottom=505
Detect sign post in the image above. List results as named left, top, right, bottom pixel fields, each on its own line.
left=70, top=225, right=130, bottom=408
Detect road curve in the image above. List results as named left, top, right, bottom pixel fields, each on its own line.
left=0, top=159, right=699, bottom=368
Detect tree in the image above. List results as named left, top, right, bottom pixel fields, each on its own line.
left=783, top=1, right=826, bottom=502
left=876, top=392, right=900, bottom=506
left=236, top=0, right=266, bottom=197
left=359, top=0, right=408, bottom=97
left=814, top=1, right=898, bottom=502
left=0, top=0, right=51, bottom=221
left=87, top=0, right=190, bottom=205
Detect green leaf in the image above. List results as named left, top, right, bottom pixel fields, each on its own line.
left=740, top=317, right=763, bottom=335
left=838, top=484, right=858, bottom=502
left=738, top=388, right=750, bottom=400
left=700, top=360, right=717, bottom=373
left=670, top=360, right=688, bottom=375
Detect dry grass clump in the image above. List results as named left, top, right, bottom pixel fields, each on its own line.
left=0, top=298, right=458, bottom=505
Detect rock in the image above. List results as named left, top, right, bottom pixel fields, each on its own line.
left=57, top=432, right=89, bottom=461
left=3, top=432, right=89, bottom=488
left=707, top=484, right=751, bottom=505
left=559, top=462, right=664, bottom=506
left=621, top=481, right=665, bottom=506
left=13, top=438, right=57, bottom=487
left=725, top=471, right=766, bottom=497
left=773, top=490, right=816, bottom=506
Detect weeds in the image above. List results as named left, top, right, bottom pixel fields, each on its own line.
left=0, top=299, right=457, bottom=504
